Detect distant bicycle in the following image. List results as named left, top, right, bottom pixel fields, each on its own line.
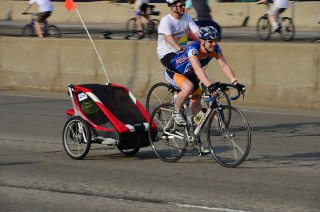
left=256, top=1, right=295, bottom=41
left=22, top=13, right=61, bottom=38
left=125, top=5, right=160, bottom=40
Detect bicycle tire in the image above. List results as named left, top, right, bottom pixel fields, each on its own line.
left=125, top=30, right=145, bottom=40
left=62, top=116, right=91, bottom=160
left=146, top=82, right=175, bottom=113
left=207, top=105, right=251, bottom=168
left=311, top=39, right=320, bottom=43
left=280, top=17, right=295, bottom=41
left=148, top=104, right=187, bottom=162
left=257, top=16, right=271, bottom=41
left=118, top=147, right=140, bottom=156
left=126, top=18, right=139, bottom=32
left=45, top=25, right=61, bottom=38
left=146, top=19, right=159, bottom=39
left=22, top=24, right=35, bottom=37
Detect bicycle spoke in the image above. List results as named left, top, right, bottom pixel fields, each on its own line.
left=148, top=104, right=186, bottom=162
left=208, top=106, right=251, bottom=167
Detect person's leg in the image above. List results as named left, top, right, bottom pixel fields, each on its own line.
left=36, top=12, right=46, bottom=37
left=160, top=53, right=177, bottom=67
left=268, top=6, right=280, bottom=32
left=34, top=21, right=43, bottom=37
left=175, top=79, right=193, bottom=111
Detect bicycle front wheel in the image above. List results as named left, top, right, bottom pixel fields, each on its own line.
left=207, top=106, right=251, bottom=168
left=45, top=25, right=61, bottom=38
left=62, top=116, right=91, bottom=160
left=146, top=82, right=175, bottom=113
left=280, top=17, right=295, bottom=41
left=126, top=18, right=138, bottom=32
left=22, top=25, right=35, bottom=37
left=257, top=16, right=271, bottom=41
left=148, top=104, right=187, bottom=162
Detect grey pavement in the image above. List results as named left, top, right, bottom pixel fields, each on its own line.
left=0, top=89, right=319, bottom=212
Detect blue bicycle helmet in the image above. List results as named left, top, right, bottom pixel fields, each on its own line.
left=198, top=26, right=220, bottom=41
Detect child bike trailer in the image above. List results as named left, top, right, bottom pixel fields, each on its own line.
left=62, top=83, right=157, bottom=159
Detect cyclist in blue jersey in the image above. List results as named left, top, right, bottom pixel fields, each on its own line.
left=165, top=26, right=245, bottom=125
left=165, top=26, right=245, bottom=153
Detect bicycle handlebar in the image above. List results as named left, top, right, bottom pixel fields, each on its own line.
left=22, top=12, right=37, bottom=16
left=203, top=82, right=244, bottom=102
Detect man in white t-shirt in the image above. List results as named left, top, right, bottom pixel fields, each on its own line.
left=257, top=0, right=289, bottom=33
left=157, top=0, right=199, bottom=67
left=22, top=0, right=54, bottom=37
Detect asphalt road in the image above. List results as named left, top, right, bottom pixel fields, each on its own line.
left=0, top=20, right=319, bottom=42
left=1, top=88, right=319, bottom=212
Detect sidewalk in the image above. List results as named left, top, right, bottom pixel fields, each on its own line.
left=1, top=20, right=319, bottom=43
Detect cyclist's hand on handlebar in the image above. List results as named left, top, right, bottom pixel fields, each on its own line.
left=208, top=83, right=221, bottom=97
left=234, top=83, right=246, bottom=94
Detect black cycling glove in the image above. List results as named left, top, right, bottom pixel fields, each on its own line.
left=234, top=83, right=246, bottom=93
left=208, top=83, right=220, bottom=94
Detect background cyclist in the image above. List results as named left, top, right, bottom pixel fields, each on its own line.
left=157, top=0, right=199, bottom=67
left=22, top=0, right=54, bottom=38
left=164, top=26, right=246, bottom=153
left=257, top=0, right=290, bottom=33
left=128, top=0, right=150, bottom=39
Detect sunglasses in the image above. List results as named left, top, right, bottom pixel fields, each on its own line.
left=206, top=39, right=219, bottom=44
left=175, top=4, right=186, bottom=9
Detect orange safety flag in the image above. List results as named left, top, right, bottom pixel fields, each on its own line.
left=65, top=0, right=77, bottom=11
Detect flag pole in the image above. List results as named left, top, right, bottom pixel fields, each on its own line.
left=65, top=0, right=109, bottom=83
left=74, top=9, right=110, bottom=83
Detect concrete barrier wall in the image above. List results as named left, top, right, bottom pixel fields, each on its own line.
left=0, top=37, right=319, bottom=109
left=0, top=1, right=319, bottom=28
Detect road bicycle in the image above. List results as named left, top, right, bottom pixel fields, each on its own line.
left=148, top=82, right=251, bottom=168
left=22, top=13, right=61, bottom=38
left=125, top=5, right=160, bottom=40
left=256, top=1, right=295, bottom=41
left=145, top=82, right=231, bottom=114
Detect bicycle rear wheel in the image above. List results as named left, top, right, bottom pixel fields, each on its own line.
left=257, top=16, right=271, bottom=41
left=280, top=17, right=295, bottom=41
left=207, top=106, right=251, bottom=168
left=62, top=116, right=91, bottom=160
left=22, top=25, right=35, bottom=37
left=148, top=104, right=187, bottom=162
left=118, top=147, right=140, bottom=156
left=146, top=82, right=175, bottom=113
left=45, top=25, right=61, bottom=38
left=146, top=19, right=159, bottom=39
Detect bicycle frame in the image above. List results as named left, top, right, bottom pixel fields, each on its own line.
left=148, top=82, right=250, bottom=166
left=180, top=83, right=241, bottom=141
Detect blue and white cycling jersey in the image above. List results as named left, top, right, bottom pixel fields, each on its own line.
left=169, top=41, right=224, bottom=76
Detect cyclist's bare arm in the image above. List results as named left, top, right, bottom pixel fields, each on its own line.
left=189, top=57, right=212, bottom=87
left=22, top=4, right=33, bottom=14
left=256, top=0, right=269, bottom=4
left=217, top=57, right=238, bottom=83
left=164, top=34, right=183, bottom=51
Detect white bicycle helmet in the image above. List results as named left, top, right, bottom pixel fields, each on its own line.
left=166, top=0, right=185, bottom=6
